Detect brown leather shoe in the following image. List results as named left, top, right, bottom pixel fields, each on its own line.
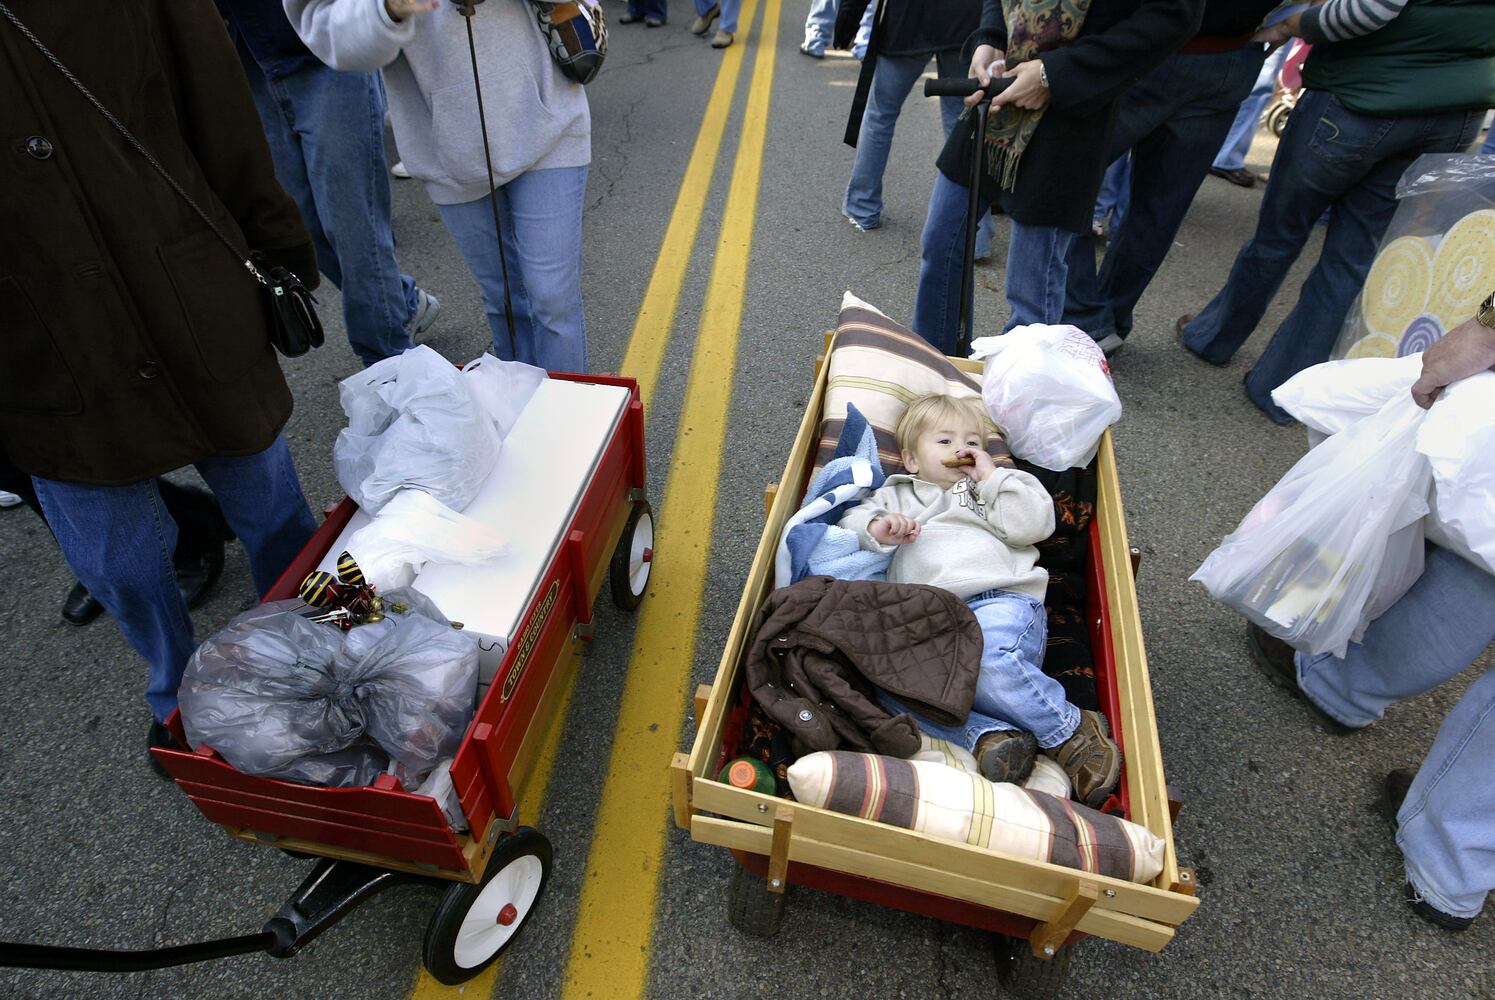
left=975, top=729, right=1037, bottom=785
left=1044, top=710, right=1120, bottom=808
left=1245, top=624, right=1353, bottom=733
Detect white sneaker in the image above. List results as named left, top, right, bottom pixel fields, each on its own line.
left=0, top=490, right=23, bottom=509
left=1095, top=333, right=1125, bottom=357
left=407, top=288, right=441, bottom=340
left=390, top=160, right=411, bottom=179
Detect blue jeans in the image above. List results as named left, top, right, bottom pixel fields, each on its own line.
left=802, top=0, right=872, bottom=57
left=1064, top=45, right=1266, bottom=344
left=1296, top=546, right=1495, bottom=920
left=1481, top=127, right=1495, bottom=155
left=844, top=48, right=986, bottom=243
left=914, top=171, right=1076, bottom=352
left=1091, top=155, right=1131, bottom=231
left=32, top=437, right=318, bottom=722
left=695, top=0, right=741, bottom=32
left=438, top=166, right=589, bottom=372
left=1181, top=89, right=1482, bottom=422
left=1213, top=45, right=1289, bottom=172
left=239, top=45, right=421, bottom=367
left=626, top=0, right=667, bottom=19
left=878, top=591, right=1079, bottom=751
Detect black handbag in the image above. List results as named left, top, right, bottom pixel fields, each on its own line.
left=0, top=3, right=324, bottom=359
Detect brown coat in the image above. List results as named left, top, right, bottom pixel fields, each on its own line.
left=744, top=577, right=983, bottom=758
left=0, top=0, right=316, bottom=485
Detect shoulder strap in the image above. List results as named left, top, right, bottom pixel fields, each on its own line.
left=0, top=2, right=258, bottom=279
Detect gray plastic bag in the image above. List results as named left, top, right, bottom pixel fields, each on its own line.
left=179, top=591, right=480, bottom=789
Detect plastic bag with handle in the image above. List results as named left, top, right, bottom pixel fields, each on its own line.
left=1191, top=393, right=1432, bottom=657
left=341, top=489, right=507, bottom=590
left=969, top=325, right=1121, bottom=471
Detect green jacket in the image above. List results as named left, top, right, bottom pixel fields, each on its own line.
left=1303, top=0, right=1495, bottom=116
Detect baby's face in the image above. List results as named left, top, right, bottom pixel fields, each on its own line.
left=902, top=423, right=984, bottom=487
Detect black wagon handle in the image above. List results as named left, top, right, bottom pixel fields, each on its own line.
left=923, top=76, right=1014, bottom=99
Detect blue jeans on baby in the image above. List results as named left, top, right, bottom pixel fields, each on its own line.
left=877, top=589, right=1079, bottom=751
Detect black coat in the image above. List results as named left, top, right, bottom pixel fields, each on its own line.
left=836, top=0, right=981, bottom=58
left=937, top=0, right=1203, bottom=233
left=0, top=0, right=315, bottom=485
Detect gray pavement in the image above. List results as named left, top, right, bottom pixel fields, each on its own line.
left=2, top=3, right=1491, bottom=999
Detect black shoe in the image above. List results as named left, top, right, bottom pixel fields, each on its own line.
left=1209, top=165, right=1256, bottom=188
left=1245, top=624, right=1353, bottom=733
left=1404, top=883, right=1475, bottom=931
left=147, top=720, right=183, bottom=779
left=1383, top=766, right=1416, bottom=826
left=61, top=580, right=105, bottom=626
left=175, top=540, right=225, bottom=610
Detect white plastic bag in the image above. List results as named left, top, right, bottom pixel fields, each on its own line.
left=1417, top=372, right=1495, bottom=576
left=461, top=354, right=546, bottom=439
left=969, top=325, right=1121, bottom=471
left=342, top=489, right=507, bottom=590
left=1191, top=394, right=1432, bottom=657
left=335, top=346, right=502, bottom=514
left=1271, top=355, right=1421, bottom=437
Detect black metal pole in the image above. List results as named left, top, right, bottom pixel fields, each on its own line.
left=957, top=101, right=988, bottom=358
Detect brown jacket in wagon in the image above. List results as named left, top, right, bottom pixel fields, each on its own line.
left=744, top=576, right=983, bottom=759
left=0, top=0, right=316, bottom=485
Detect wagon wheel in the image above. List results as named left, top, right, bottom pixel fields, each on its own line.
left=992, top=933, right=1073, bottom=1000
left=1265, top=100, right=1292, bottom=138
left=422, top=827, right=552, bottom=985
left=726, top=865, right=786, bottom=938
left=609, top=500, right=654, bottom=611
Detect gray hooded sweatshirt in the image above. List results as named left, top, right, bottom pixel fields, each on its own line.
left=285, top=0, right=590, bottom=205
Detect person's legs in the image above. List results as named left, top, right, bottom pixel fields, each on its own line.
left=913, top=171, right=991, bottom=353
left=645, top=0, right=667, bottom=21
left=1180, top=88, right=1344, bottom=364
left=1244, top=107, right=1482, bottom=420
left=494, top=166, right=590, bottom=372
left=843, top=53, right=928, bottom=230
left=438, top=191, right=538, bottom=364
left=1296, top=546, right=1495, bottom=729
left=802, top=0, right=837, bottom=52
left=1398, top=662, right=1495, bottom=920
left=967, top=592, right=1080, bottom=748
left=31, top=476, right=194, bottom=722
left=1213, top=45, right=1288, bottom=173
left=930, top=49, right=995, bottom=258
left=717, top=0, right=740, bottom=32
left=874, top=690, right=1019, bottom=753
left=1003, top=222, right=1077, bottom=331
left=194, top=436, right=318, bottom=598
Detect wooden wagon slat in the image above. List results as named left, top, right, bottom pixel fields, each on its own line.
left=692, top=780, right=1197, bottom=927
left=691, top=816, right=1176, bottom=953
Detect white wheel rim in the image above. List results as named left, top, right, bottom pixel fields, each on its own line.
left=452, top=854, right=544, bottom=968
left=628, top=512, right=654, bottom=596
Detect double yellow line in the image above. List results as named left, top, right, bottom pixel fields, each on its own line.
left=409, top=0, right=783, bottom=995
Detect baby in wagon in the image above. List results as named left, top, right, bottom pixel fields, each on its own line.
left=840, top=393, right=1120, bottom=806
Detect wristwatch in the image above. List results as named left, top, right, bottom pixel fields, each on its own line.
left=1478, top=289, right=1495, bottom=330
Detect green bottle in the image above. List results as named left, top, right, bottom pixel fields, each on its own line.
left=718, top=756, right=776, bottom=795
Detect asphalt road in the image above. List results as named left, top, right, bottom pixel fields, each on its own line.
left=2, top=3, right=1491, bottom=999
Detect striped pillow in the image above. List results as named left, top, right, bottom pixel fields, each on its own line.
left=788, top=750, right=1163, bottom=884
left=817, top=293, right=1008, bottom=478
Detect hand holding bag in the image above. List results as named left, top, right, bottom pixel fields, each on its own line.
left=0, top=3, right=324, bottom=358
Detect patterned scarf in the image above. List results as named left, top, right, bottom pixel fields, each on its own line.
left=984, top=0, right=1092, bottom=191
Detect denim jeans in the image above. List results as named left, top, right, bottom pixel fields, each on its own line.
left=1064, top=45, right=1266, bottom=344
left=878, top=590, right=1079, bottom=751
left=913, top=170, right=1076, bottom=352
left=238, top=44, right=421, bottom=367
left=695, top=0, right=741, bottom=32
left=1295, top=546, right=1495, bottom=920
left=844, top=48, right=982, bottom=236
left=1481, top=127, right=1495, bottom=155
left=626, top=0, right=667, bottom=19
left=438, top=166, right=589, bottom=372
left=1213, top=45, right=1290, bottom=172
left=32, top=437, right=318, bottom=722
left=1182, top=89, right=1482, bottom=421
left=802, top=0, right=872, bottom=57
left=1091, top=155, right=1131, bottom=232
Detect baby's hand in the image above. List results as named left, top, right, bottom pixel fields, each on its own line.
left=871, top=514, right=921, bottom=545
left=957, top=448, right=998, bottom=481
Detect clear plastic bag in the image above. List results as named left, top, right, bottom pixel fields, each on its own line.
left=461, top=354, right=546, bottom=439
left=1333, top=154, right=1495, bottom=361
left=341, top=489, right=507, bottom=590
left=1191, top=394, right=1432, bottom=657
left=970, top=325, right=1122, bottom=471
left=179, top=590, right=480, bottom=789
left=1418, top=372, right=1495, bottom=576
left=334, top=346, right=502, bottom=514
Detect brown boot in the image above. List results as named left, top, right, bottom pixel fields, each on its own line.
left=1044, top=710, right=1120, bottom=808
left=974, top=729, right=1037, bottom=785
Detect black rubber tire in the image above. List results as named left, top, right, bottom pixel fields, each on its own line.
left=726, top=865, right=787, bottom=938
left=609, top=501, right=654, bottom=612
left=1266, top=101, right=1292, bottom=138
left=422, top=827, right=552, bottom=986
left=993, top=933, right=1073, bottom=999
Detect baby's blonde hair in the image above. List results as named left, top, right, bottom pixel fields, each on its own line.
left=894, top=393, right=997, bottom=453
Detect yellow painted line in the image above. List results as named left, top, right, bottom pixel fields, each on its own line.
left=406, top=9, right=766, bottom=996
left=561, top=0, right=784, bottom=995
